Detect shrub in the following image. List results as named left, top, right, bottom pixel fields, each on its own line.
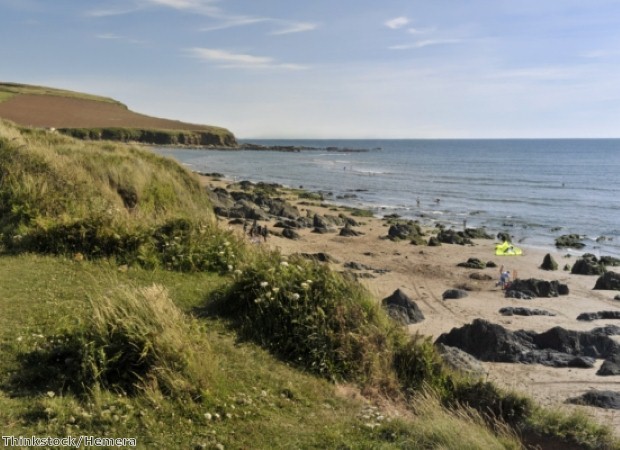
left=209, top=252, right=399, bottom=385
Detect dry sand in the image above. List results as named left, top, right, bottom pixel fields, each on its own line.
left=204, top=175, right=620, bottom=433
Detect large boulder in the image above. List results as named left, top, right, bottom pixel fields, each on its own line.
left=267, top=198, right=300, bottom=220
left=532, top=326, right=620, bottom=359
left=506, top=279, right=569, bottom=298
left=594, top=271, right=620, bottom=290
left=571, top=254, right=606, bottom=276
left=339, top=224, right=363, bottom=237
left=387, top=222, right=423, bottom=241
left=436, top=229, right=473, bottom=245
left=381, top=289, right=425, bottom=325
left=442, top=289, right=469, bottom=300
left=540, top=253, right=558, bottom=271
left=457, top=258, right=486, bottom=269
left=436, top=344, right=486, bottom=378
left=281, top=228, right=300, bottom=240
left=597, top=354, right=620, bottom=376
left=435, top=319, right=534, bottom=363
left=464, top=228, right=493, bottom=239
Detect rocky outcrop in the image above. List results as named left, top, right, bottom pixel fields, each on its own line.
left=577, top=311, right=620, bottom=321
left=281, top=228, right=300, bottom=240
left=436, top=344, right=485, bottom=377
left=436, top=229, right=473, bottom=245
left=457, top=258, right=486, bottom=269
left=505, top=279, right=569, bottom=298
left=555, top=234, right=585, bottom=249
left=387, top=221, right=424, bottom=243
left=594, top=271, right=620, bottom=290
left=339, top=223, right=363, bottom=237
left=435, top=319, right=620, bottom=369
left=597, top=354, right=620, bottom=376
left=381, top=289, right=425, bottom=325
left=571, top=254, right=606, bottom=276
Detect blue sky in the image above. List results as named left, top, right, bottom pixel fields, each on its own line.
left=1, top=0, right=620, bottom=138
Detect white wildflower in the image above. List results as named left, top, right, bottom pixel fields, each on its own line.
left=272, top=287, right=280, bottom=293
left=227, top=265, right=233, bottom=271
left=280, top=261, right=289, bottom=267
left=292, top=293, right=300, bottom=300
left=260, top=281, right=269, bottom=288
left=234, top=269, right=243, bottom=275
left=301, top=282, right=309, bottom=290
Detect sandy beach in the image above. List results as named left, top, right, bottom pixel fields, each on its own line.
left=203, top=175, right=620, bottom=432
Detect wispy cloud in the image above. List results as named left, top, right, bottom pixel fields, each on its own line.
left=385, top=16, right=409, bottom=29
left=389, top=39, right=462, bottom=50
left=186, top=47, right=307, bottom=70
left=407, top=27, right=434, bottom=35
left=96, top=33, right=148, bottom=45
left=270, top=21, right=318, bottom=35
left=200, top=17, right=269, bottom=32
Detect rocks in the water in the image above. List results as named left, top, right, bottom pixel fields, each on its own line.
left=435, top=319, right=620, bottom=369
left=381, top=289, right=425, bottom=325
left=577, top=311, right=620, bottom=321
left=540, top=253, right=558, bottom=271
left=505, top=278, right=569, bottom=298
left=457, top=258, right=486, bottom=269
left=567, top=391, right=620, bottom=410
left=499, top=307, right=556, bottom=317
left=571, top=254, right=606, bottom=276
left=594, top=271, right=620, bottom=290
left=442, top=289, right=469, bottom=300
left=555, top=234, right=585, bottom=249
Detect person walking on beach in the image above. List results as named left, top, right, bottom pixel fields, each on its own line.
left=498, top=265, right=511, bottom=289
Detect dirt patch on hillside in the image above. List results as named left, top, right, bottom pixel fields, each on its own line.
left=0, top=94, right=216, bottom=131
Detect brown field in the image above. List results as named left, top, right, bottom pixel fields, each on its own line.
left=0, top=94, right=222, bottom=132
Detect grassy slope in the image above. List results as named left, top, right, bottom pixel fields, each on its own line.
left=0, top=82, right=235, bottom=146
left=0, top=122, right=617, bottom=449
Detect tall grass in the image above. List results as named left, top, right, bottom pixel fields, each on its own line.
left=15, top=284, right=212, bottom=399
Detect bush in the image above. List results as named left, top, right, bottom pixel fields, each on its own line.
left=209, top=252, right=399, bottom=385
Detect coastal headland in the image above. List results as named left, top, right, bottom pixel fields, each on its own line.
left=201, top=173, right=620, bottom=433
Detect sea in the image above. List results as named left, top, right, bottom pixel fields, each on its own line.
left=152, top=139, right=620, bottom=258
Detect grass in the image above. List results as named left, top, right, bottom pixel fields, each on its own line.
left=0, top=121, right=618, bottom=449
left=0, top=82, right=123, bottom=106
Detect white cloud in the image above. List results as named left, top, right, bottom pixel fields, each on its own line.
left=201, top=17, right=269, bottom=32
left=270, top=21, right=318, bottom=35
left=186, top=47, right=307, bottom=70
left=389, top=39, right=462, bottom=50
left=385, top=16, right=409, bottom=29
left=407, top=27, right=434, bottom=35
left=96, top=33, right=122, bottom=40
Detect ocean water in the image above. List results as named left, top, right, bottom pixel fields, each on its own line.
left=152, top=139, right=620, bottom=258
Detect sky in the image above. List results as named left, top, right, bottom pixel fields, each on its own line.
left=1, top=0, right=620, bottom=139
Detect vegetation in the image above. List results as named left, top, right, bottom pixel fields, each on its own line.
left=0, top=120, right=618, bottom=449
left=0, top=82, right=123, bottom=105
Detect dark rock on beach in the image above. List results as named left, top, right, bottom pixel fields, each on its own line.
left=436, top=344, right=486, bottom=377
left=594, top=271, right=620, bottom=290
left=601, top=256, right=620, bottom=267
left=299, top=253, right=339, bottom=263
left=577, top=311, right=620, bottom=321
left=344, top=261, right=373, bottom=271
left=339, top=224, right=363, bottom=237
left=540, top=253, right=558, bottom=271
left=381, top=289, right=425, bottom=325
left=505, top=278, right=569, bottom=298
left=442, top=289, right=469, bottom=300
left=591, top=325, right=620, bottom=336
left=436, top=229, right=473, bottom=245
left=457, top=258, right=486, bottom=269
left=567, top=391, right=620, bottom=410
left=470, top=272, right=494, bottom=281
left=281, top=228, right=300, bottom=240
left=499, top=307, right=556, bottom=317
left=387, top=221, right=423, bottom=242
left=597, top=354, right=620, bottom=376
left=464, top=228, right=493, bottom=240
left=435, top=319, right=620, bottom=369
left=571, top=254, right=606, bottom=276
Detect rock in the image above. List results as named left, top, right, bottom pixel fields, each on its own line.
left=532, top=326, right=620, bottom=359
left=470, top=272, right=494, bottom=281
left=436, top=229, right=473, bottom=245
left=267, top=199, right=300, bottom=220
left=457, top=258, right=486, bottom=269
left=313, top=214, right=329, bottom=229
left=567, top=391, right=620, bottom=410
left=312, top=226, right=336, bottom=234
left=594, top=271, right=620, bottom=290
left=540, top=253, right=558, bottom=271
left=615, top=295, right=620, bottom=301
left=323, top=214, right=346, bottom=227
left=442, top=289, right=469, bottom=300
left=381, top=289, right=425, bottom=325
left=387, top=222, right=423, bottom=241
left=555, top=234, right=586, bottom=249
left=339, top=224, right=363, bottom=237
left=464, top=228, right=493, bottom=239
left=281, top=228, right=300, bottom=240
left=571, top=254, right=606, bottom=276
left=299, top=252, right=339, bottom=263
left=435, top=319, right=535, bottom=363
left=496, top=232, right=511, bottom=243
left=597, top=354, right=620, bottom=376
left=590, top=325, right=620, bottom=336
left=206, top=187, right=235, bottom=209
left=427, top=236, right=442, bottom=246
left=486, top=261, right=497, bottom=268
left=436, top=344, right=485, bottom=377
left=499, top=307, right=556, bottom=317
left=601, top=256, right=620, bottom=267
left=344, top=261, right=373, bottom=271
left=577, top=311, right=620, bottom=321
left=273, top=219, right=300, bottom=229
left=568, top=356, right=596, bottom=368
left=505, top=290, right=534, bottom=300
left=506, top=279, right=569, bottom=298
